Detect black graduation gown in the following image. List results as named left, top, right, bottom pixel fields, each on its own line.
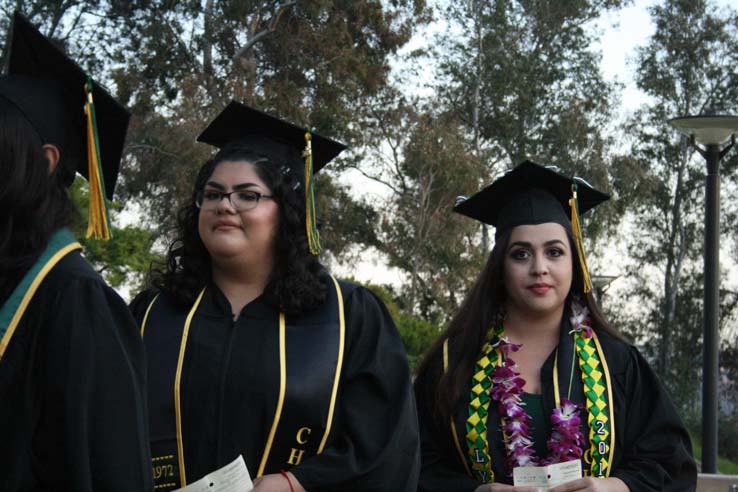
left=130, top=277, right=420, bottom=492
left=0, top=251, right=153, bottom=492
left=414, top=328, right=697, bottom=492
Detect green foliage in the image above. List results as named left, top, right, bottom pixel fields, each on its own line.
left=718, top=342, right=738, bottom=462
left=108, top=0, right=431, bottom=242
left=691, top=432, right=738, bottom=474
left=396, top=311, right=441, bottom=372
left=2, top=0, right=430, bottom=296
left=358, top=92, right=487, bottom=320
left=315, top=174, right=380, bottom=259
left=432, top=0, right=628, bottom=245
left=349, top=279, right=441, bottom=371
left=717, top=415, right=738, bottom=463
left=68, top=178, right=160, bottom=291
left=3, top=0, right=429, bottom=254
left=80, top=226, right=160, bottom=291
left=436, top=2, right=622, bottom=177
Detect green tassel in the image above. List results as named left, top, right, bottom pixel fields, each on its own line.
left=303, top=132, right=321, bottom=255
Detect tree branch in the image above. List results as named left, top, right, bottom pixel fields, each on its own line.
left=344, top=163, right=402, bottom=195
left=203, top=0, right=215, bottom=76
left=231, top=0, right=297, bottom=64
left=126, top=143, right=181, bottom=159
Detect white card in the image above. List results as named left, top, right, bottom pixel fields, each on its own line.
left=173, top=455, right=253, bottom=492
left=513, top=459, right=582, bottom=489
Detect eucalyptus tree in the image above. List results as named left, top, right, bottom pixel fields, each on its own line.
left=111, top=0, right=430, bottom=259
left=433, top=0, right=626, bottom=253
left=356, top=90, right=487, bottom=319
left=2, top=1, right=430, bottom=263
left=436, top=0, right=623, bottom=171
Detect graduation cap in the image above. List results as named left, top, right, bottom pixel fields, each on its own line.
left=0, top=12, right=131, bottom=240
left=454, top=160, right=610, bottom=293
left=198, top=100, right=347, bottom=255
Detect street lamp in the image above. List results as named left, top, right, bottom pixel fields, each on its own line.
left=590, top=274, right=619, bottom=304
left=668, top=114, right=738, bottom=473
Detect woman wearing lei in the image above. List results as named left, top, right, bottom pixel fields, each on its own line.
left=414, top=161, right=696, bottom=492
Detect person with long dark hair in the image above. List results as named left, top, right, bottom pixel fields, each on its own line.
left=0, top=13, right=152, bottom=492
left=130, top=101, right=419, bottom=492
left=414, top=161, right=696, bottom=492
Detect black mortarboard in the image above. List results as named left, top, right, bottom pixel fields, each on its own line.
left=454, top=160, right=609, bottom=232
left=197, top=101, right=347, bottom=254
left=455, top=160, right=610, bottom=292
left=0, top=12, right=130, bottom=200
left=197, top=100, right=346, bottom=175
left=0, top=12, right=130, bottom=240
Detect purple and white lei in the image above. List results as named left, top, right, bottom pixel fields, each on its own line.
left=490, top=301, right=591, bottom=473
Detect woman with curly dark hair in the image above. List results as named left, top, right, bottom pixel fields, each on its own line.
left=130, top=101, right=419, bottom=492
left=414, top=162, right=695, bottom=492
left=0, top=12, right=152, bottom=492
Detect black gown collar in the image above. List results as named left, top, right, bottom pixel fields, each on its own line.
left=199, top=282, right=275, bottom=320
left=541, top=316, right=587, bottom=417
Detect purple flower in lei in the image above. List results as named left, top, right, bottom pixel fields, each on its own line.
left=569, top=298, right=593, bottom=338
left=489, top=333, right=586, bottom=474
left=545, top=398, right=584, bottom=464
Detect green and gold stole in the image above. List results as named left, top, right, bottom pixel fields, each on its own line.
left=445, top=325, right=615, bottom=483
left=0, top=228, right=82, bottom=359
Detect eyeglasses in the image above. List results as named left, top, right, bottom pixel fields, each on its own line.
left=195, top=189, right=274, bottom=212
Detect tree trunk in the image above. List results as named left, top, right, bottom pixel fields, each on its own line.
left=203, top=0, right=215, bottom=79
left=231, top=2, right=297, bottom=104
left=658, top=151, right=688, bottom=375
left=237, top=13, right=261, bottom=104
left=471, top=0, right=489, bottom=252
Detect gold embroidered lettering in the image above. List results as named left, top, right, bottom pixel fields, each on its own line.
left=288, top=447, right=306, bottom=466
left=152, top=464, right=175, bottom=479
left=296, top=427, right=312, bottom=444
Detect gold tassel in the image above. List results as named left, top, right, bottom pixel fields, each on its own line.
left=84, top=78, right=111, bottom=240
left=570, top=183, right=593, bottom=293
left=303, top=132, right=321, bottom=255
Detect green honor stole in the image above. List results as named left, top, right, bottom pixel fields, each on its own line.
left=444, top=321, right=615, bottom=483
left=0, top=228, right=82, bottom=359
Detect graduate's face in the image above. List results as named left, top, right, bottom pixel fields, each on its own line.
left=198, top=161, right=279, bottom=265
left=503, top=222, right=573, bottom=317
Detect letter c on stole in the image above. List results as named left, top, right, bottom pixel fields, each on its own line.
left=296, top=427, right=312, bottom=445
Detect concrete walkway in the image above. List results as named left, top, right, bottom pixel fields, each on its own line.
left=697, top=473, right=738, bottom=491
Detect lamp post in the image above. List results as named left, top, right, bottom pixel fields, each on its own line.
left=590, top=274, right=619, bottom=304
left=668, top=114, right=738, bottom=473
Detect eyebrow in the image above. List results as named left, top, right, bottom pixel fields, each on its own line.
left=204, top=181, right=262, bottom=190
left=508, top=239, right=568, bottom=250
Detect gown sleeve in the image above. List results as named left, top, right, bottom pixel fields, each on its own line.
left=611, top=345, right=697, bottom=492
left=34, top=260, right=153, bottom=491
left=414, top=346, right=481, bottom=492
left=288, top=285, right=421, bottom=492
